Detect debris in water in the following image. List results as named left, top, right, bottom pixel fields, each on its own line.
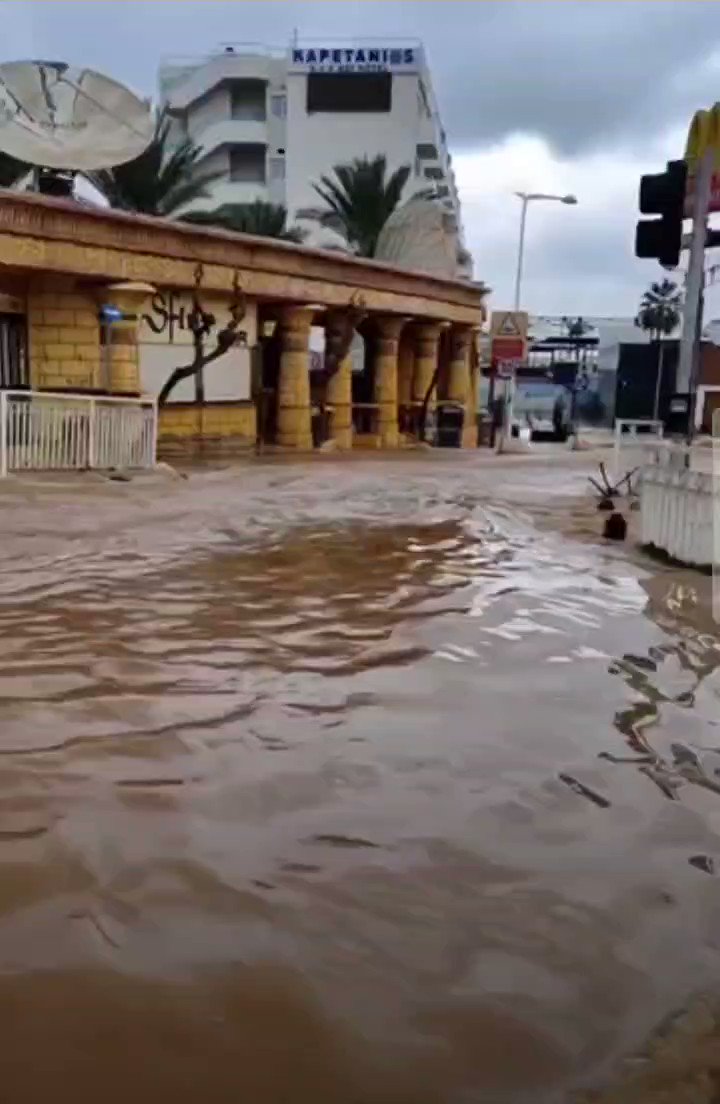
left=558, top=772, right=611, bottom=808
left=603, top=513, right=627, bottom=541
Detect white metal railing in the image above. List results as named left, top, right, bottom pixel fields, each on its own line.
left=613, top=418, right=665, bottom=480
left=0, top=391, right=157, bottom=476
left=641, top=459, right=715, bottom=567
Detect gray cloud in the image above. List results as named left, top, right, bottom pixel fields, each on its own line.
left=3, top=0, right=718, bottom=156
left=0, top=0, right=708, bottom=315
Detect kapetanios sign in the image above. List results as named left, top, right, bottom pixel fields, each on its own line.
left=290, top=46, right=417, bottom=73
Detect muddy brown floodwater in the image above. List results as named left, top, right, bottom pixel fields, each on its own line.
left=0, top=449, right=718, bottom=1104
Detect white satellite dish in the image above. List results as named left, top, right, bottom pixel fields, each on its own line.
left=375, top=197, right=462, bottom=278
left=0, top=60, right=153, bottom=171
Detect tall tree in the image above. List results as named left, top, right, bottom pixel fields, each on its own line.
left=309, top=154, right=415, bottom=257
left=181, top=200, right=305, bottom=242
left=86, top=107, right=221, bottom=216
left=635, top=279, right=683, bottom=420
left=635, top=279, right=683, bottom=338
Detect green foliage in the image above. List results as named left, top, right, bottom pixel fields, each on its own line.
left=310, top=154, right=414, bottom=257
left=86, top=107, right=221, bottom=216
left=181, top=200, right=305, bottom=242
left=635, top=279, right=682, bottom=339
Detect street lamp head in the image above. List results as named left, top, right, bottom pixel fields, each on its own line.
left=561, top=194, right=578, bottom=205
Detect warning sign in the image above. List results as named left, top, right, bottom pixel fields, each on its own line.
left=490, top=310, right=528, bottom=339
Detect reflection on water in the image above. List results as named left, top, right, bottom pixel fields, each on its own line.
left=0, top=461, right=719, bottom=1103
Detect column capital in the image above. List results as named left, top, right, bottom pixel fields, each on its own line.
left=409, top=320, right=449, bottom=342
left=372, top=314, right=409, bottom=341
left=278, top=304, right=317, bottom=332
left=448, top=323, right=474, bottom=359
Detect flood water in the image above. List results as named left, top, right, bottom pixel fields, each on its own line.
left=0, top=452, right=718, bottom=1104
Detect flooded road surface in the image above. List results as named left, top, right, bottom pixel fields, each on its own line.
left=0, top=451, right=718, bottom=1104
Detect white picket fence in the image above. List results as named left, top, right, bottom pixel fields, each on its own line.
left=0, top=390, right=157, bottom=476
left=613, top=418, right=665, bottom=481
left=640, top=446, right=716, bottom=568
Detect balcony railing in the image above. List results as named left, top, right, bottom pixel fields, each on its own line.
left=0, top=391, right=157, bottom=476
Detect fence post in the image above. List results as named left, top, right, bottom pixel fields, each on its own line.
left=150, top=399, right=159, bottom=467
left=88, top=398, right=96, bottom=469
left=0, top=391, right=7, bottom=478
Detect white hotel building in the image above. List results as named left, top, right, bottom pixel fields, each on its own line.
left=158, top=39, right=466, bottom=257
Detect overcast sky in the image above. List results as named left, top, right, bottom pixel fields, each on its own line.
left=2, top=0, right=718, bottom=317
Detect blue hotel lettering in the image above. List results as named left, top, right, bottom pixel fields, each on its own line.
left=292, top=47, right=414, bottom=66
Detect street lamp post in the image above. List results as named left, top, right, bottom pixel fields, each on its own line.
left=513, top=192, right=578, bottom=311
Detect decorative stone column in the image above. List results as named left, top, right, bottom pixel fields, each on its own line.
left=447, top=325, right=472, bottom=404
left=277, top=305, right=314, bottom=450
left=464, top=328, right=482, bottom=448
left=373, top=315, right=406, bottom=449
left=98, top=282, right=155, bottom=395
left=397, top=330, right=415, bottom=406
left=325, top=353, right=352, bottom=449
left=411, top=322, right=444, bottom=409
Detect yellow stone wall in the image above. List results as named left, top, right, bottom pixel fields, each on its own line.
left=158, top=402, right=257, bottom=458
left=27, top=277, right=102, bottom=392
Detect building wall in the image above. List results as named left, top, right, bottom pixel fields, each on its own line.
left=158, top=401, right=257, bottom=456
left=137, top=289, right=258, bottom=403
left=159, top=43, right=463, bottom=248
left=27, top=277, right=102, bottom=391
left=188, top=87, right=232, bottom=143
left=285, top=72, right=420, bottom=222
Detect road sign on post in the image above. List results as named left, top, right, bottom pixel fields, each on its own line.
left=490, top=310, right=528, bottom=377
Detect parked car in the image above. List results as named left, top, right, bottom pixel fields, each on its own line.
left=513, top=380, right=571, bottom=441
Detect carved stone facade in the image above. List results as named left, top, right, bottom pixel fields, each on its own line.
left=0, top=192, right=488, bottom=456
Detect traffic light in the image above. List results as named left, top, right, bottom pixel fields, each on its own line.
left=635, top=159, right=688, bottom=268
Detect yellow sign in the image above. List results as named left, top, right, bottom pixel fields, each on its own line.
left=490, top=310, right=528, bottom=339
left=684, top=102, right=720, bottom=213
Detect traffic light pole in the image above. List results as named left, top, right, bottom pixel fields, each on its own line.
left=678, top=149, right=714, bottom=436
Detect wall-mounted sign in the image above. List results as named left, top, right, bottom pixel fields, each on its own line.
left=290, top=46, right=417, bottom=73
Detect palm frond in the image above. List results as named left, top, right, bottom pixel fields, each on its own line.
left=87, top=106, right=221, bottom=216
left=308, top=154, right=416, bottom=257
left=179, top=200, right=305, bottom=242
left=635, top=278, right=683, bottom=338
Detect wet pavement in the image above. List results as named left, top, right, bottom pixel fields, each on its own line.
left=0, top=448, right=717, bottom=1104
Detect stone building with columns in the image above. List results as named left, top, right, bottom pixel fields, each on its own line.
left=0, top=191, right=486, bottom=457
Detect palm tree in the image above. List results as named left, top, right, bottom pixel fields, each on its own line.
left=635, top=278, right=683, bottom=420
left=309, top=154, right=417, bottom=257
left=181, top=200, right=305, bottom=242
left=86, top=107, right=221, bottom=216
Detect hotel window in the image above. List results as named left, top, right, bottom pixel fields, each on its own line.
left=229, top=144, right=266, bottom=183
left=270, top=94, right=287, bottom=118
left=306, top=72, right=392, bottom=113
left=416, top=142, right=438, bottom=160
left=230, top=79, right=267, bottom=121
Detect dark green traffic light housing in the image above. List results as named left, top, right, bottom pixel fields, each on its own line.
left=635, top=159, right=688, bottom=268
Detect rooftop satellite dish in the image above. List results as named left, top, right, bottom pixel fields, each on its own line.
left=375, top=196, right=464, bottom=279
left=0, top=60, right=153, bottom=174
